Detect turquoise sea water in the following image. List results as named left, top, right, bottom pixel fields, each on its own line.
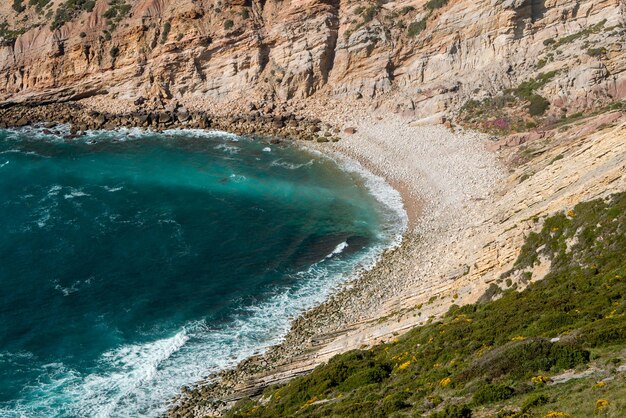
left=0, top=127, right=405, bottom=417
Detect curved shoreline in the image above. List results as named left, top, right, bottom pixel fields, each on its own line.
left=4, top=107, right=622, bottom=418
left=0, top=121, right=410, bottom=417
left=168, top=116, right=506, bottom=416
left=0, top=106, right=505, bottom=417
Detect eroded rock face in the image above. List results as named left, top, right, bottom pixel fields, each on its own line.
left=0, top=0, right=624, bottom=115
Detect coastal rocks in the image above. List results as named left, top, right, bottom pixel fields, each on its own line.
left=0, top=104, right=328, bottom=143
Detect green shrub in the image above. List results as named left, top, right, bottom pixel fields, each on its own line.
left=338, top=362, right=391, bottom=391
left=463, top=338, right=589, bottom=381
left=553, top=20, right=606, bottom=48
left=51, top=0, right=96, bottom=30
left=408, top=19, right=427, bottom=37
left=109, top=46, right=120, bottom=58
left=430, top=404, right=473, bottom=418
left=363, top=5, right=379, bottom=23
left=12, top=0, right=26, bottom=13
left=478, top=283, right=502, bottom=302
left=0, top=22, right=27, bottom=41
left=380, top=391, right=410, bottom=414
left=579, top=320, right=626, bottom=347
left=103, top=0, right=130, bottom=29
left=426, top=0, right=449, bottom=11
left=514, top=71, right=557, bottom=99
left=28, top=0, right=51, bottom=12
left=473, top=383, right=514, bottom=405
left=587, top=47, right=607, bottom=57
left=224, top=19, right=234, bottom=30
left=528, top=94, right=550, bottom=116
left=521, top=393, right=550, bottom=411
left=160, top=21, right=171, bottom=44
left=549, top=154, right=564, bottom=164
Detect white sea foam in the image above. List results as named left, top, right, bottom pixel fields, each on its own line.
left=0, top=160, right=8, bottom=168
left=5, top=124, right=70, bottom=141
left=262, top=147, right=271, bottom=152
left=229, top=174, right=247, bottom=183
left=326, top=241, right=349, bottom=259
left=103, top=186, right=123, bottom=193
left=0, top=351, right=34, bottom=362
left=64, top=190, right=89, bottom=199
left=53, top=278, right=93, bottom=296
left=163, top=128, right=240, bottom=142
left=47, top=185, right=62, bottom=196
left=270, top=158, right=314, bottom=170
left=83, top=127, right=150, bottom=141
left=0, top=148, right=48, bottom=158
left=214, top=143, right=240, bottom=155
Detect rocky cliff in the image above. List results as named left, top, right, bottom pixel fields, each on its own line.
left=1, top=0, right=624, bottom=118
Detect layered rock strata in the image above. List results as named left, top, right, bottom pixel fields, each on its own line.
left=0, top=0, right=624, bottom=117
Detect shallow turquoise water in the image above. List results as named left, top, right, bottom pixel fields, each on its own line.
left=0, top=127, right=404, bottom=417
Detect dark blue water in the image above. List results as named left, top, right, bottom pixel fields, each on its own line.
left=0, top=127, right=404, bottom=416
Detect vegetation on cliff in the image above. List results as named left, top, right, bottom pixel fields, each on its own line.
left=51, top=0, right=95, bottom=30
left=225, top=192, right=626, bottom=417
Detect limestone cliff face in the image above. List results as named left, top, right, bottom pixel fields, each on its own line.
left=0, top=0, right=624, bottom=115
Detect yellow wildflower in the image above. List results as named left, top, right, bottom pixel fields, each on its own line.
left=596, top=399, right=609, bottom=409
left=475, top=345, right=492, bottom=357
left=542, top=412, right=572, bottom=418
left=397, top=360, right=411, bottom=370
left=440, top=377, right=452, bottom=387
left=567, top=209, right=576, bottom=217
left=594, top=381, right=606, bottom=389
left=532, top=375, right=549, bottom=385
left=303, top=396, right=318, bottom=407
left=511, top=335, right=526, bottom=341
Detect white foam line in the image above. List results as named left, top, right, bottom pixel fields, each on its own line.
left=326, top=241, right=349, bottom=259
left=300, top=145, right=408, bottom=246
left=163, top=128, right=241, bottom=141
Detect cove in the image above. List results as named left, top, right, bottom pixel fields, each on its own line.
left=0, top=127, right=404, bottom=417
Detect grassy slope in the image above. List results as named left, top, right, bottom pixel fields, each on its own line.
left=225, top=192, right=626, bottom=418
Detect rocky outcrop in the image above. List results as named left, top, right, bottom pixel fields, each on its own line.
left=0, top=0, right=624, bottom=117
left=0, top=103, right=336, bottom=141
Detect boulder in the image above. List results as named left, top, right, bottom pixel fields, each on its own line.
left=158, top=113, right=172, bottom=125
